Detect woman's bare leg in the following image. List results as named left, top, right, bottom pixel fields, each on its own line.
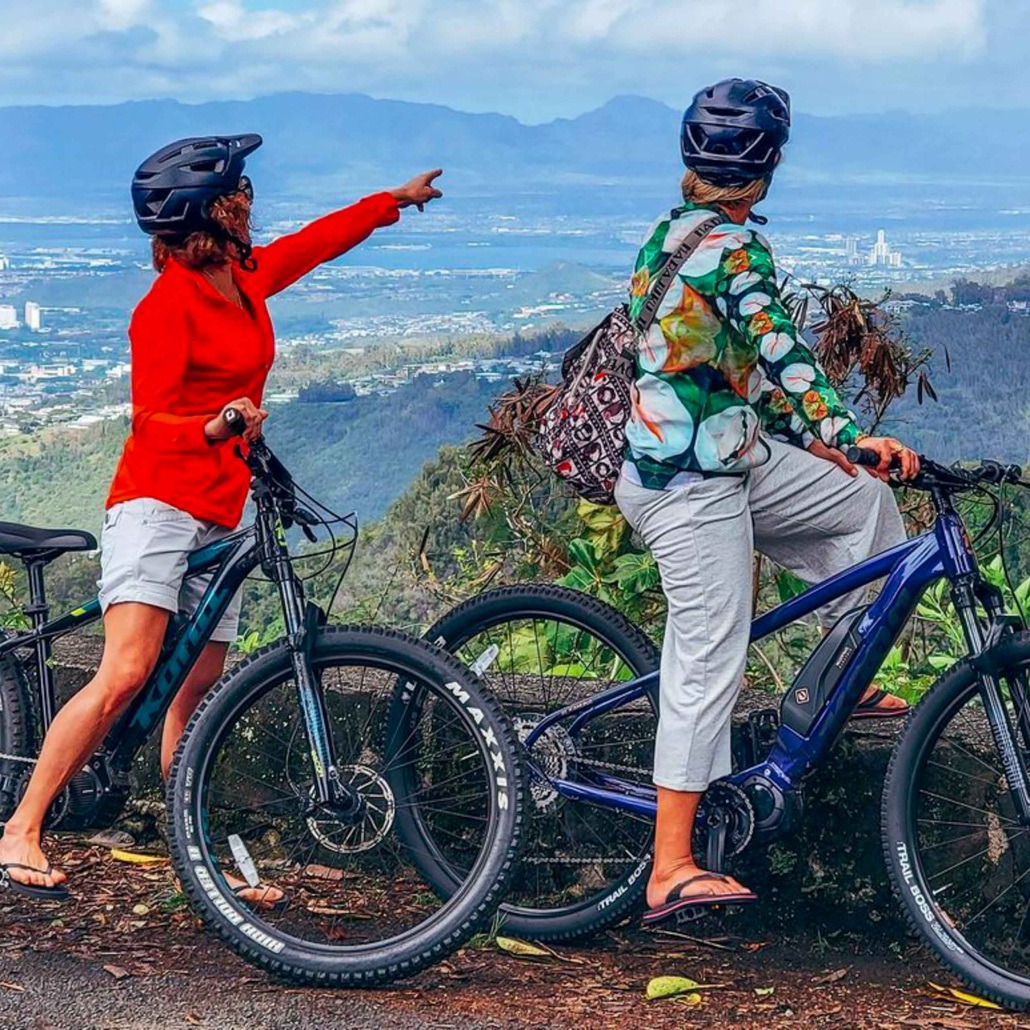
left=160, top=642, right=229, bottom=780
left=647, top=787, right=751, bottom=908
left=159, top=642, right=283, bottom=907
left=0, top=603, right=169, bottom=889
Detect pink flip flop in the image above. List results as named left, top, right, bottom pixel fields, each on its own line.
left=642, top=872, right=756, bottom=926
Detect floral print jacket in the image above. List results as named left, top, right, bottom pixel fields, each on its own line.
left=624, top=203, right=860, bottom=489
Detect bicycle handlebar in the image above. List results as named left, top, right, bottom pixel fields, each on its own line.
left=845, top=447, right=1028, bottom=492
left=223, top=406, right=248, bottom=436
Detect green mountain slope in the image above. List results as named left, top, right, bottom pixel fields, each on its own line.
left=0, top=370, right=507, bottom=535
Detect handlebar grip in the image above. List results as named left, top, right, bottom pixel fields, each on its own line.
left=845, top=446, right=881, bottom=469
left=845, top=446, right=904, bottom=472
left=223, top=407, right=247, bottom=437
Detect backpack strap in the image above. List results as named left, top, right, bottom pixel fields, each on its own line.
left=635, top=212, right=724, bottom=333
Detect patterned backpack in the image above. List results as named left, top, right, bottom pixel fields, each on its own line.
left=537, top=214, right=722, bottom=504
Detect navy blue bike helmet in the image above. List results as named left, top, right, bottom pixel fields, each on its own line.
left=131, top=133, right=262, bottom=240
left=681, top=79, right=790, bottom=186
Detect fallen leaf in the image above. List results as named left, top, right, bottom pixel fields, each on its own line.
left=131, top=904, right=150, bottom=916
left=103, top=964, right=130, bottom=980
left=495, top=937, right=552, bottom=959
left=812, top=967, right=848, bottom=986
left=647, top=976, right=701, bottom=1001
left=926, top=981, right=1001, bottom=1010
left=0, top=982, right=24, bottom=992
left=754, top=986, right=775, bottom=997
left=742, top=942, right=768, bottom=952
left=110, top=850, right=168, bottom=867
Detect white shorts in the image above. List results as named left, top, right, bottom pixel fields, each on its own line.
left=98, top=497, right=242, bottom=644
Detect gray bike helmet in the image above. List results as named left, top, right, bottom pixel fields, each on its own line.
left=131, top=134, right=262, bottom=240
left=681, top=79, right=790, bottom=186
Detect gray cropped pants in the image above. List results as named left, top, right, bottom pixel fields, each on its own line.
left=615, top=437, right=906, bottom=793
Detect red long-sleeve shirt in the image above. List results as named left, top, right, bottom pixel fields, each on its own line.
left=107, top=192, right=400, bottom=527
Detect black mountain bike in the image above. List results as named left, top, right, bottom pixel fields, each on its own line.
left=426, top=451, right=1030, bottom=1010
left=0, top=421, right=523, bottom=985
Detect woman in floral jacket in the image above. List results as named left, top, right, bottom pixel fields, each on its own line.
left=614, top=79, right=920, bottom=925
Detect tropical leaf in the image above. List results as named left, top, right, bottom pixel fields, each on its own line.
left=604, top=551, right=660, bottom=594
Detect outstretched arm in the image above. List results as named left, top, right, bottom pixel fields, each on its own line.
left=251, top=170, right=444, bottom=298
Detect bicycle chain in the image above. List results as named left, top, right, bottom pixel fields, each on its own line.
left=574, top=756, right=648, bottom=777
left=0, top=751, right=36, bottom=766
left=522, top=853, right=639, bottom=866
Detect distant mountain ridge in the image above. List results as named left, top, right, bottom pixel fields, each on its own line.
left=0, top=91, right=1026, bottom=209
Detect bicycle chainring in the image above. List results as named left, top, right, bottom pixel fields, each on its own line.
left=692, top=780, right=755, bottom=860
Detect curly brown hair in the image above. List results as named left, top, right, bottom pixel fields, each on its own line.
left=151, top=191, right=253, bottom=272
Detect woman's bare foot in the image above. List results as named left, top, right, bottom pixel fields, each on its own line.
left=647, top=860, right=749, bottom=909
left=0, top=828, right=68, bottom=889
left=224, top=871, right=285, bottom=909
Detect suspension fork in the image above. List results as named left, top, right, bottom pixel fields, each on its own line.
left=978, top=581, right=1030, bottom=751
left=263, top=509, right=351, bottom=811
left=954, top=574, right=1030, bottom=824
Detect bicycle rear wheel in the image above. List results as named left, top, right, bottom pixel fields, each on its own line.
left=0, top=653, right=35, bottom=822
left=423, top=585, right=659, bottom=941
left=168, top=625, right=523, bottom=985
left=883, top=630, right=1030, bottom=1010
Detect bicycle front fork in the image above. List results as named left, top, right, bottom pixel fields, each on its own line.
left=270, top=542, right=356, bottom=814
left=956, top=579, right=1030, bottom=824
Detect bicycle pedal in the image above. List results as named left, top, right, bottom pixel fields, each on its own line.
left=673, top=905, right=714, bottom=925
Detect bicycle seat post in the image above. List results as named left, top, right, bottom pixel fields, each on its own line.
left=22, top=552, right=56, bottom=729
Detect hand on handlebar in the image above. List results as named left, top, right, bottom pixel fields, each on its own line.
left=850, top=436, right=921, bottom=481
left=205, top=398, right=267, bottom=444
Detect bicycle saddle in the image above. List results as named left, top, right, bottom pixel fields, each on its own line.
left=0, top=521, right=97, bottom=556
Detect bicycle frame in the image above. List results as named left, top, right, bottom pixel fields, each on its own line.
left=4, top=529, right=255, bottom=767
left=523, top=503, right=1030, bottom=823
left=5, top=451, right=348, bottom=812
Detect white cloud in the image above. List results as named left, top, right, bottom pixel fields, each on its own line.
left=197, top=1, right=303, bottom=42
left=0, top=0, right=997, bottom=114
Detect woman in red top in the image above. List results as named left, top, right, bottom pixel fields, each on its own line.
left=0, top=134, right=442, bottom=898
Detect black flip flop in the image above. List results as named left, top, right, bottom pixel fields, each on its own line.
left=642, top=872, right=756, bottom=927
left=231, top=883, right=287, bottom=911
left=0, top=861, right=70, bottom=901
left=851, top=688, right=910, bottom=721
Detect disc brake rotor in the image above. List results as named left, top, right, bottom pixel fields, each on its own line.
left=305, top=764, right=396, bottom=854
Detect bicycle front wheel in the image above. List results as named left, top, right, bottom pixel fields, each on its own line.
left=168, top=625, right=524, bottom=986
left=883, top=629, right=1030, bottom=1010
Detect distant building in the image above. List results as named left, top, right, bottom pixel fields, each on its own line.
left=845, top=236, right=862, bottom=265
left=24, top=302, right=41, bottom=331
left=0, top=305, right=17, bottom=330
left=869, top=229, right=902, bottom=268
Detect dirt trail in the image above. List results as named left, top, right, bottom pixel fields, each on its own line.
left=0, top=842, right=1026, bottom=1028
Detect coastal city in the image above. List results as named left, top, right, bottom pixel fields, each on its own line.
left=0, top=216, right=1024, bottom=437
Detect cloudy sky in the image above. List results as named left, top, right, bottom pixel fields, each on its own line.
left=0, top=0, right=1025, bottom=120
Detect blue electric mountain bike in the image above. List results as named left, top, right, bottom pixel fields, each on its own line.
left=424, top=449, right=1030, bottom=1010
left=0, top=425, right=524, bottom=985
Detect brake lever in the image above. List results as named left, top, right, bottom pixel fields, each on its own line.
left=292, top=506, right=320, bottom=542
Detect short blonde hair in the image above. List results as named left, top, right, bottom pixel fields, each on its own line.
left=681, top=169, right=769, bottom=207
